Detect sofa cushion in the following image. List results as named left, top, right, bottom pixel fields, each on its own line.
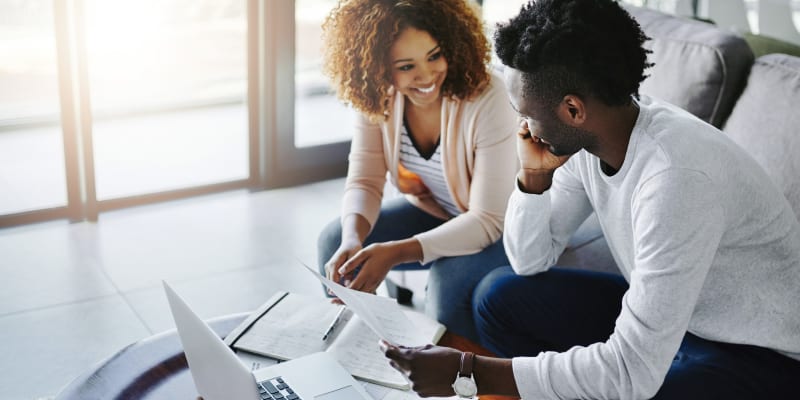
left=556, top=209, right=624, bottom=274
left=722, top=54, right=800, bottom=219
left=557, top=233, right=620, bottom=275
left=625, top=5, right=753, bottom=128
left=743, top=32, right=800, bottom=59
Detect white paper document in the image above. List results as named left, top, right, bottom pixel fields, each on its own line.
left=226, top=286, right=445, bottom=389
left=299, top=261, right=427, bottom=346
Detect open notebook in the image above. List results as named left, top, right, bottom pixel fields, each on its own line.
left=225, top=290, right=445, bottom=390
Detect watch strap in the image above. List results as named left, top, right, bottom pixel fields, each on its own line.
left=459, top=352, right=475, bottom=377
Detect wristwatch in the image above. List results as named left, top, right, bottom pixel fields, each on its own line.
left=452, top=351, right=478, bottom=398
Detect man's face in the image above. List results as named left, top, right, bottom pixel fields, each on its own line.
left=503, top=67, right=594, bottom=156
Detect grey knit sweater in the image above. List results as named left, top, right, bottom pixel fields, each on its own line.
left=504, top=96, right=800, bottom=400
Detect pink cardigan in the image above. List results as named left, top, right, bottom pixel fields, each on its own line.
left=341, top=72, right=519, bottom=264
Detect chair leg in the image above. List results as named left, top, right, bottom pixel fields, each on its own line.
left=384, top=277, right=414, bottom=305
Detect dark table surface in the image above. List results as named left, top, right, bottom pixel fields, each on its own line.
left=56, top=313, right=248, bottom=400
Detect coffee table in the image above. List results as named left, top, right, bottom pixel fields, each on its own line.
left=55, top=313, right=517, bottom=400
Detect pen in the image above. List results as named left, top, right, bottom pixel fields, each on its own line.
left=322, top=306, right=346, bottom=341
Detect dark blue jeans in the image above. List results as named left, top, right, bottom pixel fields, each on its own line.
left=473, top=266, right=800, bottom=399
left=317, top=197, right=509, bottom=341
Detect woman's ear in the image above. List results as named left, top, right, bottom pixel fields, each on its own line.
left=558, top=95, right=587, bottom=126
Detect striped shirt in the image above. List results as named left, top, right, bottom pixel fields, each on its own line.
left=398, top=123, right=461, bottom=217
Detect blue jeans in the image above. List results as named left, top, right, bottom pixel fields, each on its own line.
left=473, top=266, right=800, bottom=399
left=317, top=197, right=509, bottom=341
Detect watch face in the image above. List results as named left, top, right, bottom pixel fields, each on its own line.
left=453, top=376, right=477, bottom=398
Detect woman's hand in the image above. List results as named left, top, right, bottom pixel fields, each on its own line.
left=337, top=239, right=422, bottom=293
left=380, top=341, right=462, bottom=397
left=324, top=237, right=363, bottom=291
left=337, top=242, right=401, bottom=293
left=397, top=163, right=432, bottom=199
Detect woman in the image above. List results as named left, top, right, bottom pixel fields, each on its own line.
left=317, top=0, right=518, bottom=341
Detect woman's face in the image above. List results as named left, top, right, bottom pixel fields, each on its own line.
left=389, top=27, right=448, bottom=109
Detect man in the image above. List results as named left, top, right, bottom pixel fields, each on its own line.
left=381, top=0, right=800, bottom=398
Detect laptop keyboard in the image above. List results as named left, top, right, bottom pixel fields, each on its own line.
left=258, top=376, right=302, bottom=400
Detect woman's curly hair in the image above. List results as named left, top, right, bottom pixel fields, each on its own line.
left=494, top=0, right=653, bottom=107
left=322, top=0, right=491, bottom=120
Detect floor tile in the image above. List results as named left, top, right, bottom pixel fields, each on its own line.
left=124, top=264, right=327, bottom=334
left=388, top=270, right=429, bottom=312
left=91, top=190, right=265, bottom=291
left=0, top=222, right=117, bottom=316
left=244, top=180, right=344, bottom=260
left=94, top=180, right=344, bottom=292
left=0, top=295, right=150, bottom=400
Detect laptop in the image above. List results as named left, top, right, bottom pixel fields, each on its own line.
left=163, top=281, right=373, bottom=400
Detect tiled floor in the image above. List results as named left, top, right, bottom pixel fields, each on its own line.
left=0, top=178, right=429, bottom=400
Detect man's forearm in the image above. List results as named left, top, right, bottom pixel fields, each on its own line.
left=474, top=355, right=520, bottom=397
left=517, top=168, right=555, bottom=194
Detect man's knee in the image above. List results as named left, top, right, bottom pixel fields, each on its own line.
left=472, top=266, right=518, bottom=323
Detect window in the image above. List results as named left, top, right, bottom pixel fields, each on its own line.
left=0, top=0, right=349, bottom=227
left=294, top=0, right=357, bottom=147
left=0, top=1, right=67, bottom=215
left=84, top=0, right=249, bottom=200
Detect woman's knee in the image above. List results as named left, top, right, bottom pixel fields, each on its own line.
left=426, top=254, right=503, bottom=309
left=317, top=218, right=342, bottom=271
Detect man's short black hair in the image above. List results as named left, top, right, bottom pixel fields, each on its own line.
left=495, top=0, right=653, bottom=107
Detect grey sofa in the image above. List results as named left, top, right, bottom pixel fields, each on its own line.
left=558, top=5, right=800, bottom=275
